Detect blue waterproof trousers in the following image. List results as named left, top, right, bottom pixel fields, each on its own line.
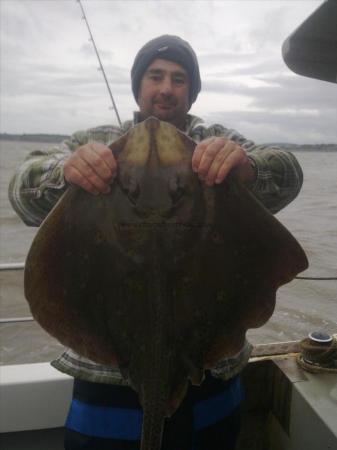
left=64, top=371, right=242, bottom=450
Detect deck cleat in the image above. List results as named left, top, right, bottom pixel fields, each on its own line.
left=308, top=331, right=333, bottom=344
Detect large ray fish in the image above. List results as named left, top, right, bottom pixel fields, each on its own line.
left=24, top=117, right=308, bottom=449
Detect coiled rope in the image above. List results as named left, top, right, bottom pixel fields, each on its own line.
left=297, top=336, right=337, bottom=373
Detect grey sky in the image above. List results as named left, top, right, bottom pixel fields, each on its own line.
left=1, top=0, right=336, bottom=143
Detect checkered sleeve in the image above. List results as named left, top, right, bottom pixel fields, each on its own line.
left=8, top=130, right=90, bottom=226
left=188, top=118, right=303, bottom=214
left=247, top=146, right=303, bottom=214
left=8, top=125, right=125, bottom=227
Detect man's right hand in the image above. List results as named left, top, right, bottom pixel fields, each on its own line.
left=63, top=142, right=117, bottom=195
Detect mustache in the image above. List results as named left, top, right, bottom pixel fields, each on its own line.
left=153, top=96, right=177, bottom=106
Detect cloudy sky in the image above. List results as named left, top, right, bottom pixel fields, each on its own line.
left=1, top=0, right=336, bottom=143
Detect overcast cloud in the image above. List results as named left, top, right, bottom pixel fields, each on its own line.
left=1, top=0, right=336, bottom=144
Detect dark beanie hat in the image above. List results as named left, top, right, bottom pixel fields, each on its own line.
left=131, top=35, right=201, bottom=106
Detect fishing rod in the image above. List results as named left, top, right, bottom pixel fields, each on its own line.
left=76, top=0, right=122, bottom=127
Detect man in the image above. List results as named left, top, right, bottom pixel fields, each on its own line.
left=9, top=35, right=303, bottom=449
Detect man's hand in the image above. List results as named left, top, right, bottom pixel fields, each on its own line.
left=192, top=137, right=256, bottom=186
left=63, top=142, right=117, bottom=195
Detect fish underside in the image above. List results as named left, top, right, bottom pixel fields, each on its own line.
left=24, top=117, right=308, bottom=450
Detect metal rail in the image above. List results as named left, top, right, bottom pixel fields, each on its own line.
left=0, top=262, right=336, bottom=324
left=0, top=317, right=34, bottom=324
left=0, top=262, right=25, bottom=271
left=1, top=262, right=336, bottom=280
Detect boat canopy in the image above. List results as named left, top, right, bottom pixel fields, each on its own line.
left=282, top=0, right=337, bottom=83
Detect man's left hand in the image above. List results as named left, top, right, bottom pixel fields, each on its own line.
left=192, top=137, right=256, bottom=186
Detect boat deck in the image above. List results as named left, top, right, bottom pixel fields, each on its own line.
left=1, top=355, right=336, bottom=450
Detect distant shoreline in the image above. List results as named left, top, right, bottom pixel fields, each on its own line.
left=0, top=133, right=336, bottom=151
left=0, top=133, right=69, bottom=144
left=267, top=143, right=337, bottom=152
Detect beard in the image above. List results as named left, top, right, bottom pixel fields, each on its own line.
left=141, top=96, right=187, bottom=128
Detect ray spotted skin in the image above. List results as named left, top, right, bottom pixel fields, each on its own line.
left=24, top=119, right=308, bottom=450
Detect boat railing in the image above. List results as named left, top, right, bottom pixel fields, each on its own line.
left=0, top=262, right=33, bottom=324
left=0, top=262, right=25, bottom=271
left=0, top=262, right=336, bottom=325
left=0, top=317, right=34, bottom=323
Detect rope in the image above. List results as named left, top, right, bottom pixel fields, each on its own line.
left=295, top=276, right=337, bottom=280
left=297, top=336, right=337, bottom=373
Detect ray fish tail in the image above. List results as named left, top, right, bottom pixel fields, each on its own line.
left=140, top=234, right=173, bottom=450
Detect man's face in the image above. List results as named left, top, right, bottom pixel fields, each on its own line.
left=137, top=59, right=190, bottom=129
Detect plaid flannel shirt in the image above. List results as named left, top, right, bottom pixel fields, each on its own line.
left=8, top=112, right=303, bottom=383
